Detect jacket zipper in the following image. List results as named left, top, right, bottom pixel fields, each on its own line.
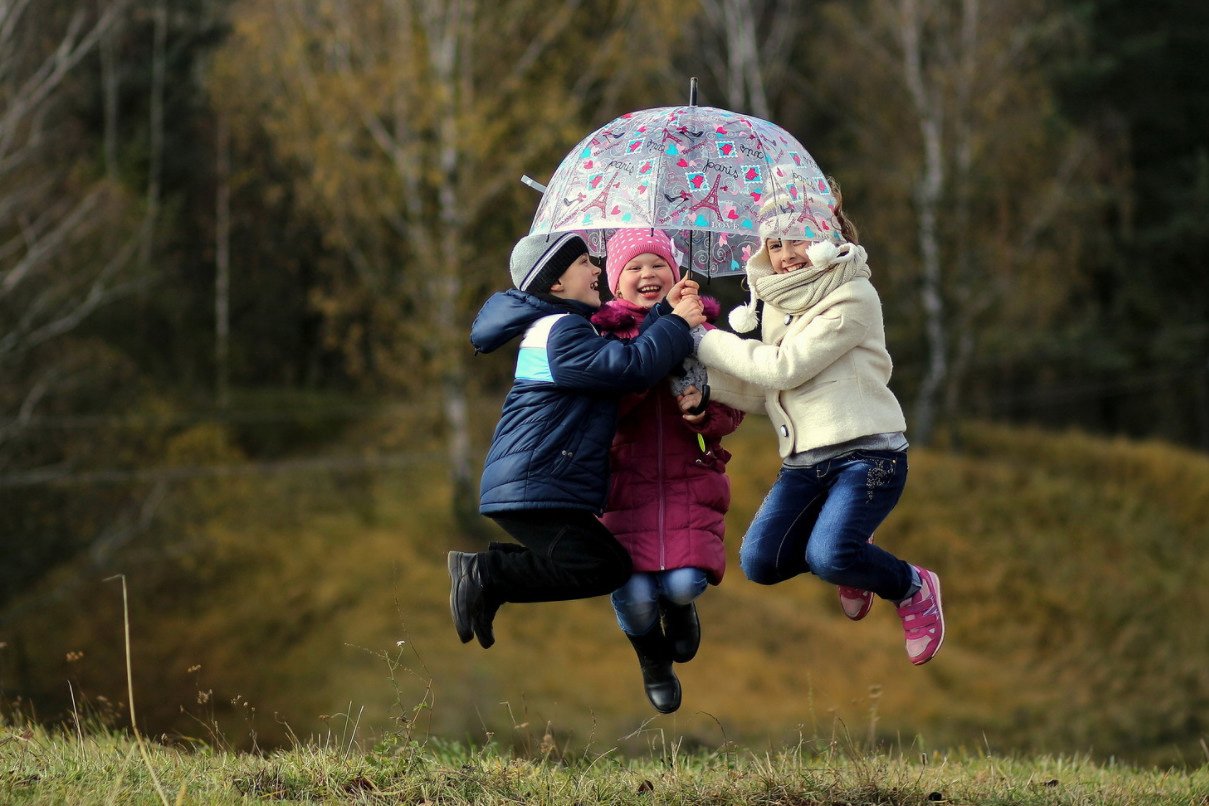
left=657, top=393, right=666, bottom=570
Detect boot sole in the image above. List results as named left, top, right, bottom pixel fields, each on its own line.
left=447, top=552, right=474, bottom=644
left=647, top=674, right=682, bottom=714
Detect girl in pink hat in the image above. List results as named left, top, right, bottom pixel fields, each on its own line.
left=590, top=228, right=744, bottom=713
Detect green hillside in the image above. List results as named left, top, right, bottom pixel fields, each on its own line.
left=2, top=416, right=1207, bottom=766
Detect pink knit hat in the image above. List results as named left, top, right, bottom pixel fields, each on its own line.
left=604, top=229, right=681, bottom=293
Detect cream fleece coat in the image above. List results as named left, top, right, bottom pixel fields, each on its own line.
left=696, top=276, right=906, bottom=458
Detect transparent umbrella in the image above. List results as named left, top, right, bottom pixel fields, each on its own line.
left=527, top=82, right=838, bottom=277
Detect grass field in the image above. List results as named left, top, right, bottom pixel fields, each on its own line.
left=3, top=720, right=1208, bottom=804
left=2, top=414, right=1209, bottom=779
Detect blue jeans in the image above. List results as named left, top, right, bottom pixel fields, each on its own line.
left=612, top=568, right=709, bottom=635
left=739, top=450, right=914, bottom=601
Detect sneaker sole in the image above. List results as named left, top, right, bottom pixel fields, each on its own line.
left=839, top=588, right=874, bottom=621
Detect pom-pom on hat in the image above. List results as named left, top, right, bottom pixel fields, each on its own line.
left=604, top=229, right=681, bottom=293
left=510, top=232, right=589, bottom=293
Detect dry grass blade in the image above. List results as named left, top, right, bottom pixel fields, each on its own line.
left=105, top=574, right=172, bottom=806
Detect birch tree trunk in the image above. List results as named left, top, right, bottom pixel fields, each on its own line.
left=100, top=0, right=119, bottom=178
left=696, top=0, right=801, bottom=117
left=942, top=0, right=977, bottom=446
left=422, top=0, right=477, bottom=531
left=139, top=0, right=167, bottom=265
left=899, top=0, right=947, bottom=446
left=215, top=110, right=231, bottom=409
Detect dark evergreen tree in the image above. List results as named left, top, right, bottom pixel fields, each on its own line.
left=1055, top=1, right=1209, bottom=447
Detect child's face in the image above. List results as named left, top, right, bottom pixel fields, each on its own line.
left=549, top=253, right=601, bottom=307
left=768, top=239, right=812, bottom=274
left=614, top=252, right=677, bottom=309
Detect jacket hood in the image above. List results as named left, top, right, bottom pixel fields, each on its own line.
left=471, top=290, right=597, bottom=354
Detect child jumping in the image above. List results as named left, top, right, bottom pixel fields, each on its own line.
left=692, top=180, right=945, bottom=665
left=449, top=231, right=707, bottom=653
left=590, top=229, right=743, bottom=713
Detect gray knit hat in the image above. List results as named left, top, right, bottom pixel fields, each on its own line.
left=510, top=232, right=589, bottom=292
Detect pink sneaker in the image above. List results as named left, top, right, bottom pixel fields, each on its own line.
left=837, top=535, right=875, bottom=621
left=897, top=566, right=944, bottom=665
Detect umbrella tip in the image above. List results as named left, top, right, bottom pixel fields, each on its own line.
left=521, top=175, right=547, bottom=194
left=689, top=76, right=698, bottom=106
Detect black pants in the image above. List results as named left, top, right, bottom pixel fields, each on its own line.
left=480, top=509, right=632, bottom=604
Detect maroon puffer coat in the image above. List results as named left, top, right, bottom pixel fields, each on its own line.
left=591, top=297, right=744, bottom=584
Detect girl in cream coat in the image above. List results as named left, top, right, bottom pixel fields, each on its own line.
left=691, top=182, right=945, bottom=665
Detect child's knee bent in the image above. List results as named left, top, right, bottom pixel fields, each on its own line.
left=804, top=542, right=855, bottom=584
left=740, top=554, right=782, bottom=585
left=612, top=593, right=659, bottom=635
left=661, top=568, right=708, bottom=604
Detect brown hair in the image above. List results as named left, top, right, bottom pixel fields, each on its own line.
left=827, top=176, right=859, bottom=244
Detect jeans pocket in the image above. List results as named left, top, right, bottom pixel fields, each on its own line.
left=853, top=452, right=905, bottom=504
left=864, top=456, right=896, bottom=489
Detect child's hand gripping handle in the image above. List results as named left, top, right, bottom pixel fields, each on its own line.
left=668, top=275, right=706, bottom=328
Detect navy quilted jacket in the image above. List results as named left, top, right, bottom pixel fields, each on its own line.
left=471, top=289, right=693, bottom=515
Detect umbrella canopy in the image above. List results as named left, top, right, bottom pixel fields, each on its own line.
left=529, top=105, right=839, bottom=276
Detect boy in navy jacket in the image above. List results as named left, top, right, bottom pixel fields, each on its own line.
left=450, top=232, right=705, bottom=651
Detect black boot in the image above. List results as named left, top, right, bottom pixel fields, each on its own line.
left=448, top=551, right=500, bottom=649
left=662, top=601, right=701, bottom=663
left=626, top=626, right=681, bottom=714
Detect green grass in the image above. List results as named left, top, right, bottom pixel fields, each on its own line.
left=2, top=413, right=1209, bottom=772
left=2, top=721, right=1207, bottom=804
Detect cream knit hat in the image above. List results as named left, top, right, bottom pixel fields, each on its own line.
left=728, top=191, right=844, bottom=332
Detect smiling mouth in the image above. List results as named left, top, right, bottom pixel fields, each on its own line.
left=637, top=284, right=663, bottom=296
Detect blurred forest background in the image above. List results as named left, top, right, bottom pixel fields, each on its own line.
left=2, top=0, right=1208, bottom=767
